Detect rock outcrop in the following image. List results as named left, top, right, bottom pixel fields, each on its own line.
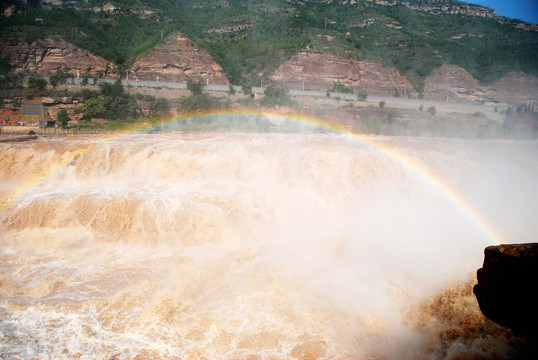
left=424, top=64, right=483, bottom=102
left=474, top=243, right=538, bottom=335
left=0, top=38, right=114, bottom=79
left=1, top=35, right=536, bottom=106
left=341, top=0, right=538, bottom=31
left=424, top=64, right=538, bottom=105
left=488, top=72, right=538, bottom=105
left=0, top=33, right=230, bottom=86
left=129, top=33, right=229, bottom=85
left=270, top=50, right=414, bottom=96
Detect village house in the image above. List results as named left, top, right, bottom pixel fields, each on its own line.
left=15, top=100, right=54, bottom=127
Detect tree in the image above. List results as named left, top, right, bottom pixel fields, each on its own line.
left=187, top=79, right=204, bottom=96
left=241, top=82, right=252, bottom=97
left=332, top=81, right=353, bottom=94
left=178, top=93, right=222, bottom=112
left=260, top=83, right=294, bottom=107
left=76, top=79, right=136, bottom=120
left=49, top=67, right=73, bottom=88
left=357, top=89, right=368, bottom=101
left=151, top=97, right=170, bottom=116
left=56, top=109, right=70, bottom=129
left=27, top=76, right=47, bottom=91
left=81, top=70, right=91, bottom=86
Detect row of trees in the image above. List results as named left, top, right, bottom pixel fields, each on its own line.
left=74, top=80, right=169, bottom=120
left=73, top=78, right=296, bottom=121
left=177, top=79, right=296, bottom=113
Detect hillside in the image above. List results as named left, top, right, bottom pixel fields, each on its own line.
left=1, top=0, right=537, bottom=91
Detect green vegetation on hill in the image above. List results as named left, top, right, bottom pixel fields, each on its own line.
left=75, top=80, right=137, bottom=120
left=1, top=0, right=537, bottom=90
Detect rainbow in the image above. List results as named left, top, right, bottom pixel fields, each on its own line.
left=1, top=107, right=504, bottom=245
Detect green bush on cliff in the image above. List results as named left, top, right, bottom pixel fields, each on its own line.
left=26, top=76, right=48, bottom=92
left=260, top=83, right=295, bottom=107
left=56, top=109, right=70, bottom=129
left=332, top=82, right=354, bottom=94
left=49, top=67, right=74, bottom=88
left=177, top=79, right=224, bottom=112
left=0, top=57, right=10, bottom=76
left=76, top=80, right=136, bottom=120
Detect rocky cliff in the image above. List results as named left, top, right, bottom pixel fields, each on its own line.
left=0, top=33, right=230, bottom=86
left=129, top=33, right=229, bottom=85
left=338, top=0, right=537, bottom=30
left=424, top=64, right=538, bottom=104
left=2, top=35, right=536, bottom=105
left=474, top=243, right=538, bottom=335
left=270, top=49, right=414, bottom=96
left=0, top=38, right=114, bottom=79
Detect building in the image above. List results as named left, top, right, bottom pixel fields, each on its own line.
left=15, top=100, right=54, bottom=127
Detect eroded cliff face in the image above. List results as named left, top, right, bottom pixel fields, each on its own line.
left=0, top=38, right=114, bottom=79
left=488, top=72, right=538, bottom=104
left=424, top=64, right=538, bottom=104
left=1, top=36, right=536, bottom=105
left=270, top=50, right=414, bottom=96
left=424, top=64, right=483, bottom=102
left=129, top=34, right=229, bottom=85
left=0, top=33, right=229, bottom=86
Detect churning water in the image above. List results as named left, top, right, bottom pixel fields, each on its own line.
left=1, top=131, right=537, bottom=359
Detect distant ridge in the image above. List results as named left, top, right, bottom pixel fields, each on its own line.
left=1, top=0, right=537, bottom=89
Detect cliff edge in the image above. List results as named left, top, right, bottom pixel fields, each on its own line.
left=473, top=243, right=538, bottom=335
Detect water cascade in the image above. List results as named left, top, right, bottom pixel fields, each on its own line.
left=1, top=130, right=537, bottom=359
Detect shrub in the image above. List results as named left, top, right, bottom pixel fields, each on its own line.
left=151, top=97, right=170, bottom=116
left=187, top=79, right=204, bottom=96
left=178, top=93, right=223, bottom=112
left=357, top=89, right=368, bottom=101
left=260, top=83, right=294, bottom=107
left=74, top=88, right=99, bottom=102
left=427, top=106, right=436, bottom=116
left=241, top=82, right=252, bottom=96
left=49, top=67, right=73, bottom=88
left=332, top=81, right=354, bottom=94
left=56, top=109, right=70, bottom=129
left=76, top=79, right=136, bottom=120
left=27, top=76, right=47, bottom=91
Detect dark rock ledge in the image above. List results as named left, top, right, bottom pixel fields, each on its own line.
left=474, top=243, right=538, bottom=336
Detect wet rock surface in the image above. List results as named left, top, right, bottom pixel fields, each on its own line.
left=474, top=243, right=538, bottom=335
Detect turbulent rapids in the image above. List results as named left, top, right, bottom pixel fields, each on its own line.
left=1, top=130, right=537, bottom=359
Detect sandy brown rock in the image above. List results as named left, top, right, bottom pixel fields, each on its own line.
left=270, top=50, right=414, bottom=96
left=423, top=64, right=482, bottom=102
left=487, top=72, right=538, bottom=104
left=424, top=64, right=538, bottom=105
left=129, top=33, right=229, bottom=85
left=0, top=38, right=114, bottom=79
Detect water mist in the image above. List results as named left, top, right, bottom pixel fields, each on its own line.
left=1, top=132, right=536, bottom=359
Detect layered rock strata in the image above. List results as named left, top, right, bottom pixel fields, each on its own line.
left=270, top=50, right=414, bottom=96
left=129, top=34, right=229, bottom=85
left=424, top=64, right=538, bottom=104
left=0, top=38, right=113, bottom=79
